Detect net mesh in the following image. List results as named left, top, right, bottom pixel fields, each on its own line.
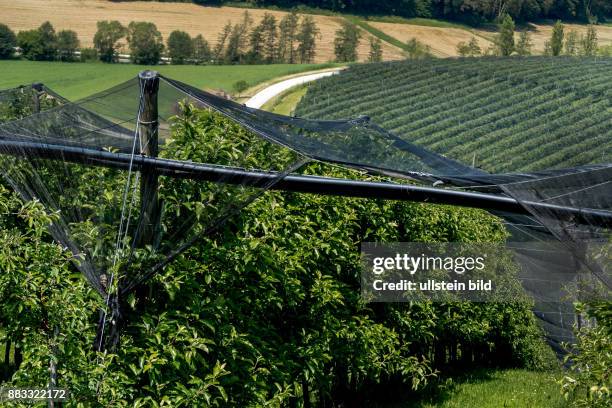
left=0, top=59, right=609, bottom=351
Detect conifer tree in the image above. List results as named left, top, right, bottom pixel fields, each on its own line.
left=213, top=22, right=232, bottom=64
left=550, top=20, right=564, bottom=56
left=580, top=25, right=598, bottom=56
left=368, top=37, right=382, bottom=62
left=296, top=15, right=319, bottom=64
left=224, top=11, right=252, bottom=64
left=564, top=30, right=578, bottom=55
left=260, top=13, right=278, bottom=63
left=334, top=21, right=361, bottom=62
left=278, top=12, right=299, bottom=63
left=496, top=14, right=515, bottom=56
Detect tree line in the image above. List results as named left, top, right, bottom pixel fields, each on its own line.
left=456, top=15, right=602, bottom=57
left=0, top=12, right=322, bottom=65
left=123, top=0, right=611, bottom=25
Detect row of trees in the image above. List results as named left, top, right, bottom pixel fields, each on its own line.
left=210, top=11, right=319, bottom=65
left=0, top=22, right=80, bottom=61
left=457, top=15, right=600, bottom=57
left=0, top=12, right=321, bottom=65
left=545, top=20, right=599, bottom=56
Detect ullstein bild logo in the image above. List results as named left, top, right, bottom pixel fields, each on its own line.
left=360, top=242, right=609, bottom=303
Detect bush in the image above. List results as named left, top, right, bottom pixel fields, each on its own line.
left=405, top=37, right=431, bottom=59
left=232, top=80, right=249, bottom=96
left=127, top=21, right=164, bottom=65
left=79, top=47, right=98, bottom=62
left=561, top=302, right=611, bottom=407
left=0, top=23, right=16, bottom=59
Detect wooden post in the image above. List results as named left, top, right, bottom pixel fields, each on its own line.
left=32, top=83, right=43, bottom=114
left=136, top=70, right=161, bottom=248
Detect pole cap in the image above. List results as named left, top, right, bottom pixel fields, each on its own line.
left=138, top=70, right=159, bottom=80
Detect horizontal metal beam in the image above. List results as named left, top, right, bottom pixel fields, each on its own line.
left=1, top=140, right=610, bottom=227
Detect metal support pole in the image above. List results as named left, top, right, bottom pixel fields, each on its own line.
left=136, top=71, right=161, bottom=248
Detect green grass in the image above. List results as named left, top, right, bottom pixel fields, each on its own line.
left=365, top=16, right=476, bottom=30
left=261, top=85, right=309, bottom=115
left=0, top=60, right=336, bottom=100
left=373, top=369, right=567, bottom=408
left=345, top=17, right=411, bottom=53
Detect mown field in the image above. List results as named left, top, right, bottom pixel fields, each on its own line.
left=2, top=0, right=611, bottom=60
left=295, top=57, right=612, bottom=173
left=0, top=0, right=404, bottom=63
left=0, top=60, right=335, bottom=100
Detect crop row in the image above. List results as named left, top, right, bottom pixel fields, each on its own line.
left=296, top=58, right=611, bottom=173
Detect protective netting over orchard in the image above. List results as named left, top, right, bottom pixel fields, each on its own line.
left=0, top=58, right=609, bottom=352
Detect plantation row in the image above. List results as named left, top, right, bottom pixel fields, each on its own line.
left=296, top=57, right=612, bottom=173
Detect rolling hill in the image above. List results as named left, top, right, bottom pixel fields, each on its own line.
left=295, top=57, right=612, bottom=174
left=2, top=0, right=611, bottom=62
left=0, top=0, right=405, bottom=63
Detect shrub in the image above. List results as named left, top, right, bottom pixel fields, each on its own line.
left=79, top=47, right=98, bottom=62
left=405, top=37, right=431, bottom=59
left=232, top=79, right=249, bottom=96
left=561, top=302, right=611, bottom=407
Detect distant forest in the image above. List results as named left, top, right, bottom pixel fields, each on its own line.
left=115, top=1, right=612, bottom=24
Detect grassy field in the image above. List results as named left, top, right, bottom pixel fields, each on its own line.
left=0, top=0, right=404, bottom=63
left=261, top=84, right=308, bottom=115
left=0, top=60, right=336, bottom=100
left=390, top=369, right=567, bottom=408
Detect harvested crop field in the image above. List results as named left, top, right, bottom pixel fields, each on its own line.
left=473, top=23, right=612, bottom=54
left=368, top=21, right=494, bottom=57
left=0, top=0, right=405, bottom=63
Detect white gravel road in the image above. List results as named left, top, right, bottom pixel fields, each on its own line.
left=245, top=69, right=342, bottom=109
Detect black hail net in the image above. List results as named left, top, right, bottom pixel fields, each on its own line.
left=0, top=59, right=609, bottom=351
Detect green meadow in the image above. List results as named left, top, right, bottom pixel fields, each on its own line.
left=0, top=60, right=335, bottom=100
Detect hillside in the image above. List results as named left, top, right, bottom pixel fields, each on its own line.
left=295, top=57, right=612, bottom=173
left=0, top=0, right=405, bottom=63
left=3, top=1, right=611, bottom=62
